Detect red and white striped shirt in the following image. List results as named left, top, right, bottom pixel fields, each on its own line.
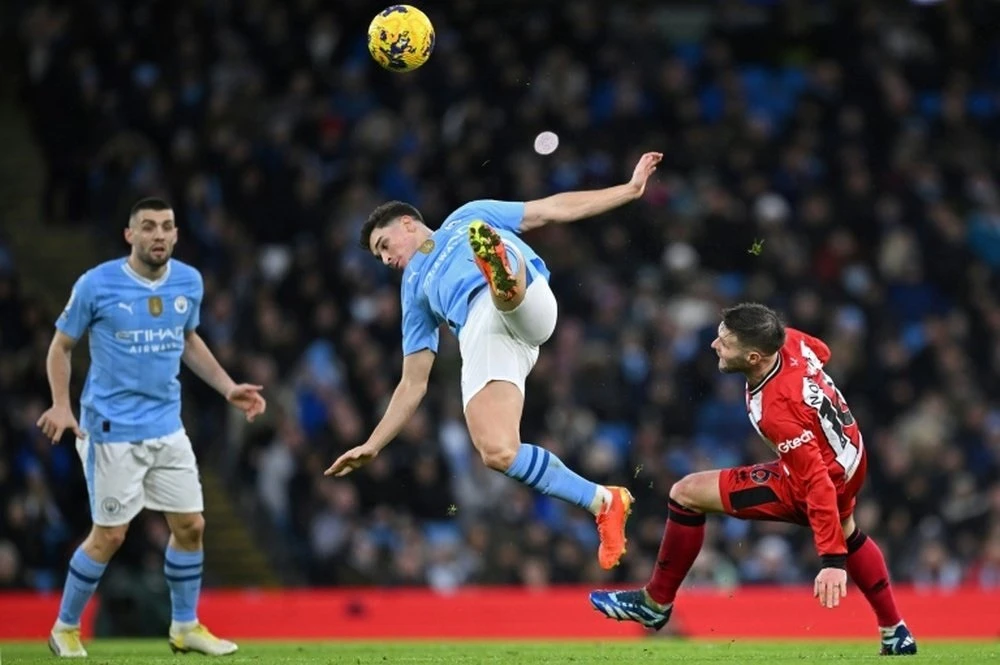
left=745, top=328, right=864, bottom=558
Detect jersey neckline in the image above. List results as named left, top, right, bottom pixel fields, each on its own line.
left=748, top=353, right=783, bottom=396
left=121, top=258, right=172, bottom=289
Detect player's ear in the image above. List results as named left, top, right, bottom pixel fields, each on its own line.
left=124, top=226, right=134, bottom=245
left=400, top=215, right=415, bottom=232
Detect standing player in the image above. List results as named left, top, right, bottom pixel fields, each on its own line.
left=37, top=198, right=266, bottom=657
left=326, top=152, right=663, bottom=570
left=590, top=303, right=917, bottom=655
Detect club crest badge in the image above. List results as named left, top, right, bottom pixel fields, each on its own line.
left=101, top=497, right=122, bottom=515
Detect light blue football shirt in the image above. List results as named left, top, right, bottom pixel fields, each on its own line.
left=400, top=199, right=551, bottom=356
left=56, top=258, right=203, bottom=443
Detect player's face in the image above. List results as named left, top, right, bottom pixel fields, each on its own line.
left=711, top=323, right=753, bottom=374
left=125, top=209, right=178, bottom=269
left=370, top=217, right=420, bottom=271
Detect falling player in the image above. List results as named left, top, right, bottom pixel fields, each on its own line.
left=37, top=198, right=266, bottom=657
left=326, top=152, right=664, bottom=570
left=590, top=303, right=917, bottom=655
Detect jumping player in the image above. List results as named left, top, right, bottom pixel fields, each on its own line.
left=590, top=303, right=917, bottom=655
left=325, top=152, right=663, bottom=570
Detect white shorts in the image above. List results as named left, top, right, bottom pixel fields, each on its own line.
left=75, top=428, right=204, bottom=526
left=458, top=276, right=558, bottom=409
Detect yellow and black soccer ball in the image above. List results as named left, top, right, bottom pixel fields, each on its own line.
left=367, top=5, right=435, bottom=72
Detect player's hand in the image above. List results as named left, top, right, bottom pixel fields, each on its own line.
left=814, top=567, right=847, bottom=609
left=324, top=443, right=380, bottom=477
left=36, top=404, right=85, bottom=444
left=628, top=151, right=663, bottom=198
left=226, top=384, right=266, bottom=422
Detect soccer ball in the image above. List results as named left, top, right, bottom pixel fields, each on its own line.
left=367, top=5, right=435, bottom=72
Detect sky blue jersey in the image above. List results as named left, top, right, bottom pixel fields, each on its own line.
left=400, top=199, right=551, bottom=356
left=56, top=258, right=203, bottom=443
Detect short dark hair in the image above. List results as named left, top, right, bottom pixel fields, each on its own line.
left=721, top=302, right=786, bottom=355
left=359, top=201, right=423, bottom=251
left=129, top=197, right=172, bottom=221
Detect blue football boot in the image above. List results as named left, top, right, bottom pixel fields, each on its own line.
left=880, top=622, right=918, bottom=656
left=589, top=588, right=672, bottom=630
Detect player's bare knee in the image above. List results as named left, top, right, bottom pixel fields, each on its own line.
left=477, top=440, right=519, bottom=472
left=466, top=407, right=520, bottom=472
left=669, top=470, right=725, bottom=513
left=668, top=478, right=691, bottom=507
left=170, top=513, right=206, bottom=547
left=90, top=524, right=128, bottom=555
left=669, top=475, right=703, bottom=512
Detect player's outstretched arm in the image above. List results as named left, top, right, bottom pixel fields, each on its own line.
left=325, top=349, right=435, bottom=477
left=37, top=331, right=85, bottom=443
left=519, top=151, right=662, bottom=232
left=182, top=330, right=266, bottom=422
left=781, top=437, right=849, bottom=609
left=764, top=413, right=848, bottom=608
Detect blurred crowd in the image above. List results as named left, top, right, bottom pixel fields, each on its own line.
left=4, top=0, right=1000, bottom=594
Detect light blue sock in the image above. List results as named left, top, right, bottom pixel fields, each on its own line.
left=164, top=547, right=203, bottom=623
left=57, top=547, right=107, bottom=625
left=504, top=443, right=600, bottom=510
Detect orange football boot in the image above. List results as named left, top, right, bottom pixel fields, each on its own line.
left=468, top=220, right=518, bottom=301
left=596, top=486, right=634, bottom=569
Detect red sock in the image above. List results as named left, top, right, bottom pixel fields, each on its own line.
left=646, top=499, right=706, bottom=606
left=846, top=530, right=902, bottom=628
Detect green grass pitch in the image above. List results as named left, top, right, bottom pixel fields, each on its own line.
left=2, top=639, right=999, bottom=664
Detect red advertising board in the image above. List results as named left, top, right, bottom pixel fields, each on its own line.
left=2, top=587, right=997, bottom=640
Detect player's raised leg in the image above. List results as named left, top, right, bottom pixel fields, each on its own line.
left=468, top=220, right=526, bottom=309
left=465, top=381, right=632, bottom=569
left=589, top=470, right=720, bottom=629
left=163, top=512, right=237, bottom=656
left=49, top=524, right=127, bottom=658
left=842, top=515, right=917, bottom=655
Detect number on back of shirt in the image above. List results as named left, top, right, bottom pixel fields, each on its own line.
left=802, top=373, right=860, bottom=472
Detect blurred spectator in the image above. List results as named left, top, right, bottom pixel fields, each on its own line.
left=0, top=540, right=26, bottom=588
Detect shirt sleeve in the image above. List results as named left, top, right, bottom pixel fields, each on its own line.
left=55, top=272, right=96, bottom=340
left=762, top=410, right=847, bottom=565
left=400, top=283, right=439, bottom=356
left=449, top=199, right=526, bottom=233
left=185, top=271, right=204, bottom=332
